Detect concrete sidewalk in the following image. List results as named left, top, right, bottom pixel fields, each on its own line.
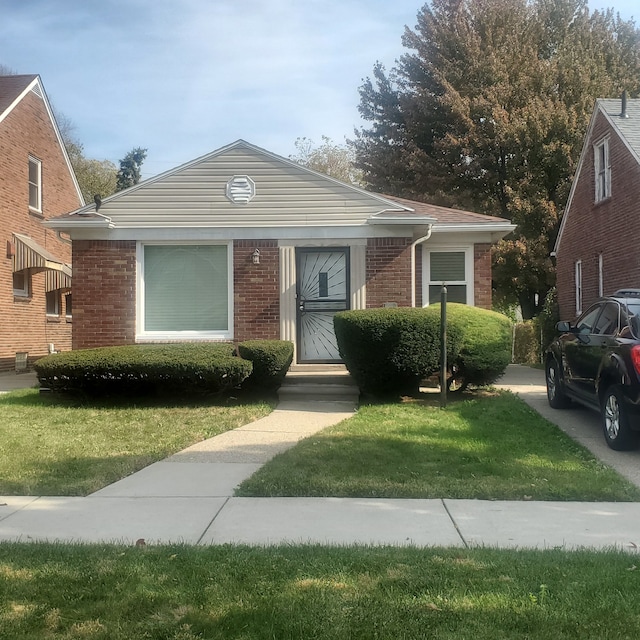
left=2, top=366, right=640, bottom=550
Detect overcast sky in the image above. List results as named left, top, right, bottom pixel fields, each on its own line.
left=1, top=0, right=637, bottom=179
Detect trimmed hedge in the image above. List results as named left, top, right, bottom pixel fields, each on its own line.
left=334, top=305, right=511, bottom=396
left=334, top=307, right=462, bottom=396
left=237, top=340, right=294, bottom=391
left=439, top=304, right=512, bottom=389
left=33, top=343, right=252, bottom=396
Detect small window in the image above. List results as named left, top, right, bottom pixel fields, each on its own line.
left=575, top=304, right=602, bottom=334
left=46, top=291, right=60, bottom=316
left=13, top=271, right=29, bottom=297
left=65, top=293, right=72, bottom=318
left=598, top=254, right=604, bottom=297
left=427, top=251, right=468, bottom=304
left=575, top=260, right=583, bottom=315
left=594, top=139, right=611, bottom=202
left=28, top=156, right=42, bottom=211
left=593, top=302, right=619, bottom=335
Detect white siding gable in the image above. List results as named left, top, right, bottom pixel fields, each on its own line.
left=76, top=141, right=409, bottom=229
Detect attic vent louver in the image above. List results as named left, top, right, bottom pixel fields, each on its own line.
left=226, top=175, right=255, bottom=204
left=30, top=83, right=43, bottom=99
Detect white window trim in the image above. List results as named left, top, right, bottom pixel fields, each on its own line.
left=13, top=271, right=30, bottom=297
left=422, top=246, right=474, bottom=306
left=28, top=155, right=42, bottom=213
left=598, top=254, right=604, bottom=298
left=594, top=137, right=611, bottom=202
left=575, top=260, right=583, bottom=315
left=46, top=290, right=60, bottom=317
left=136, top=241, right=234, bottom=342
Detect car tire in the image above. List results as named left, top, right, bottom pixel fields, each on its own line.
left=602, top=386, right=639, bottom=451
left=546, top=358, right=571, bottom=409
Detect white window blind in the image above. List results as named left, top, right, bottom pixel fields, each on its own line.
left=144, top=245, right=228, bottom=332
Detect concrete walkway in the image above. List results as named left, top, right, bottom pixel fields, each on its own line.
left=2, top=366, right=640, bottom=550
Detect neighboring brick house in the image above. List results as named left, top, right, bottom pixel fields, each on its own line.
left=554, top=96, right=640, bottom=321
left=47, top=140, right=513, bottom=364
left=0, top=74, right=84, bottom=371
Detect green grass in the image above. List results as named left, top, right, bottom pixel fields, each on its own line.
left=237, top=391, right=640, bottom=501
left=2, top=543, right=640, bottom=639
left=0, top=389, right=273, bottom=496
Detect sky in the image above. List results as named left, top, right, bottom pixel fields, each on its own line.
left=1, top=0, right=638, bottom=179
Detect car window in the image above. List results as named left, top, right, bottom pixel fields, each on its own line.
left=593, top=302, right=619, bottom=335
left=622, top=303, right=640, bottom=339
left=575, top=305, right=602, bottom=334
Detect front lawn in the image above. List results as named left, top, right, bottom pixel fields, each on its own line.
left=237, top=391, right=640, bottom=501
left=1, top=543, right=640, bottom=639
left=0, top=389, right=273, bottom=496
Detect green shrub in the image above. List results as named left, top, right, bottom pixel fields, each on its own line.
left=334, top=308, right=461, bottom=396
left=33, top=343, right=252, bottom=396
left=536, top=287, right=560, bottom=352
left=513, top=321, right=540, bottom=364
left=335, top=305, right=511, bottom=396
left=438, top=304, right=512, bottom=388
left=237, top=340, right=294, bottom=391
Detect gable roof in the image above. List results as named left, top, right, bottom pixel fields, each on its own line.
left=554, top=97, right=640, bottom=255
left=47, top=139, right=513, bottom=239
left=0, top=74, right=39, bottom=122
left=0, top=74, right=85, bottom=205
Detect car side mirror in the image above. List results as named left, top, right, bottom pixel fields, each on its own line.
left=556, top=321, right=572, bottom=333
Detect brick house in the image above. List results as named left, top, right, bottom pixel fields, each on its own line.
left=46, top=140, right=513, bottom=364
left=0, top=75, right=84, bottom=371
left=554, top=96, right=640, bottom=321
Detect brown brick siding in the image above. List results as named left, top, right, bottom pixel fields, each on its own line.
left=72, top=241, right=137, bottom=349
left=556, top=111, right=640, bottom=320
left=366, top=237, right=413, bottom=307
left=474, top=243, right=492, bottom=309
left=0, top=87, right=82, bottom=370
left=233, top=240, right=280, bottom=341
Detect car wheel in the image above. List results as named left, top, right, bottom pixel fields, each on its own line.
left=602, top=386, right=639, bottom=451
left=546, top=358, right=571, bottom=409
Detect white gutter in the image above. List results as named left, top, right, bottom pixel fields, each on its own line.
left=411, top=227, right=433, bottom=307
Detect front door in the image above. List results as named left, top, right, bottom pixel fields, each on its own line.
left=296, top=248, right=350, bottom=363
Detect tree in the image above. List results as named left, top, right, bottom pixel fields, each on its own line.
left=352, top=0, right=640, bottom=318
left=290, top=136, right=363, bottom=185
left=116, top=147, right=147, bottom=191
left=66, top=141, right=118, bottom=204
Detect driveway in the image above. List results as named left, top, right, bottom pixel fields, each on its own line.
left=496, top=365, right=640, bottom=489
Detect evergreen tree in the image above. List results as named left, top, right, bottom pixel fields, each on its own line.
left=116, top=147, right=147, bottom=192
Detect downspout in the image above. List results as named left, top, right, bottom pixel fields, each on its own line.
left=411, top=226, right=433, bottom=307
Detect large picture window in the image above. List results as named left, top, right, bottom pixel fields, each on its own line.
left=425, top=249, right=471, bottom=305
left=139, top=244, right=232, bottom=339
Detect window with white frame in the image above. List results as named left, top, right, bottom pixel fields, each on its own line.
left=46, top=290, right=60, bottom=316
left=594, top=138, right=611, bottom=202
left=138, top=243, right=232, bottom=339
left=13, top=271, right=30, bottom=297
left=28, top=156, right=42, bottom=212
left=575, top=260, right=583, bottom=315
left=598, top=254, right=604, bottom=297
left=425, top=249, right=471, bottom=305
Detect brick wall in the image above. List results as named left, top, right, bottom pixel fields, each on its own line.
left=72, top=241, right=137, bottom=349
left=366, top=237, right=413, bottom=307
left=233, top=240, right=280, bottom=341
left=0, top=87, right=82, bottom=370
left=474, top=243, right=492, bottom=309
left=556, top=111, right=640, bottom=320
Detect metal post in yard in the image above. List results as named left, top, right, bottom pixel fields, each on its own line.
left=440, top=284, right=447, bottom=408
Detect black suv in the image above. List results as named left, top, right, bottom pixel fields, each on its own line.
left=545, top=290, right=640, bottom=450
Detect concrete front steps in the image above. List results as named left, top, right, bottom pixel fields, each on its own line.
left=277, top=364, right=359, bottom=404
